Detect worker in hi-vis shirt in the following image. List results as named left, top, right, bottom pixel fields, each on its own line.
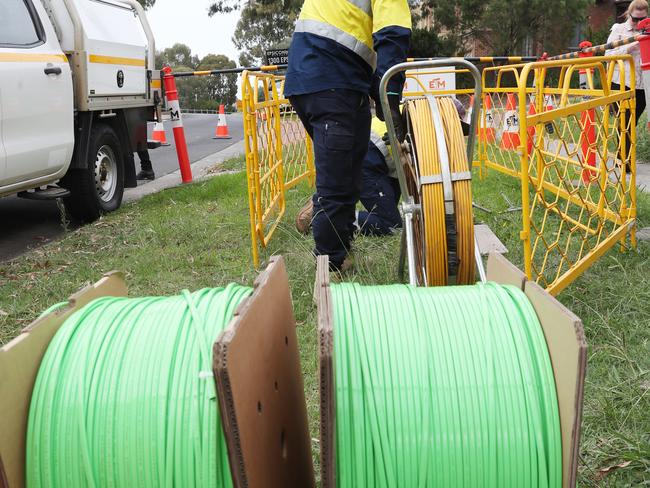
left=284, top=0, right=412, bottom=272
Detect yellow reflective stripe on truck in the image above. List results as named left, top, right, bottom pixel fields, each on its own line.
left=89, top=54, right=146, bottom=67
left=0, top=53, right=67, bottom=63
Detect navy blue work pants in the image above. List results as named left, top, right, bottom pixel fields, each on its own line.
left=289, top=89, right=371, bottom=268
left=358, top=173, right=402, bottom=236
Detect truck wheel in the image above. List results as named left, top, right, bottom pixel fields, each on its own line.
left=63, top=124, right=124, bottom=222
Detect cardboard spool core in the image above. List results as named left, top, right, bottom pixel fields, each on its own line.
left=0, top=257, right=315, bottom=488
left=214, top=256, right=315, bottom=488
left=316, top=253, right=586, bottom=488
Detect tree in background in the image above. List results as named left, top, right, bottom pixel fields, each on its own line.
left=208, top=0, right=302, bottom=15
left=208, top=0, right=299, bottom=66
left=136, top=0, right=155, bottom=9
left=587, top=15, right=615, bottom=47
left=156, top=43, right=200, bottom=70
left=414, top=0, right=591, bottom=56
left=157, top=44, right=237, bottom=111
left=232, top=4, right=296, bottom=66
left=196, top=54, right=238, bottom=110
left=408, top=26, right=457, bottom=58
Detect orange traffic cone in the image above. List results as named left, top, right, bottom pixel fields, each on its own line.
left=214, top=104, right=232, bottom=139
left=152, top=121, right=170, bottom=146
left=500, top=93, right=520, bottom=150
left=580, top=108, right=597, bottom=183
left=478, top=95, right=496, bottom=143
left=526, top=101, right=536, bottom=155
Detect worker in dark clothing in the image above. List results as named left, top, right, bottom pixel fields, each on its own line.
left=136, top=149, right=155, bottom=180
left=357, top=117, right=401, bottom=235
left=296, top=117, right=402, bottom=237
left=285, top=0, right=412, bottom=271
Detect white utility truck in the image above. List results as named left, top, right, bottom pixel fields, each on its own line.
left=0, top=0, right=161, bottom=221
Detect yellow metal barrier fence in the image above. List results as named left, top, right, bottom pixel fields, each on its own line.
left=242, top=70, right=315, bottom=267
left=241, top=59, right=636, bottom=294
left=480, top=55, right=637, bottom=294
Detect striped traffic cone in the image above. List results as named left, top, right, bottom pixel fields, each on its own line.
left=152, top=121, right=170, bottom=146
left=500, top=94, right=520, bottom=150
left=214, top=104, right=232, bottom=139
left=478, top=95, right=496, bottom=143
left=526, top=101, right=536, bottom=155
left=580, top=108, right=597, bottom=183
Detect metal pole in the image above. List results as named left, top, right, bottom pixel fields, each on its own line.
left=171, top=64, right=288, bottom=78
left=474, top=237, right=487, bottom=283
left=403, top=206, right=418, bottom=286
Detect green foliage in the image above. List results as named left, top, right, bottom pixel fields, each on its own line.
left=156, top=44, right=237, bottom=111
left=136, top=0, right=155, bottom=9
left=156, top=43, right=200, bottom=70
left=232, top=3, right=297, bottom=66
left=208, top=0, right=302, bottom=15
left=587, top=16, right=615, bottom=47
left=416, top=0, right=592, bottom=56
left=408, top=27, right=456, bottom=58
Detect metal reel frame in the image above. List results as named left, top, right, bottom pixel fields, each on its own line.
left=380, top=59, right=487, bottom=286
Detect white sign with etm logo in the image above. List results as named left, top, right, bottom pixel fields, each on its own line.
left=403, top=67, right=456, bottom=96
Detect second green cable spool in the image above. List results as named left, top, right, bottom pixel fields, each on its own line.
left=26, top=284, right=251, bottom=487
left=332, top=282, right=562, bottom=487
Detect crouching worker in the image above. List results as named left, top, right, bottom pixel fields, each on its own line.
left=357, top=118, right=401, bottom=235
left=296, top=117, right=402, bottom=236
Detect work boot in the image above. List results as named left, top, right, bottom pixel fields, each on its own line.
left=329, top=254, right=354, bottom=275
left=295, top=199, right=314, bottom=234
left=340, top=254, right=355, bottom=273
left=137, top=169, right=155, bottom=181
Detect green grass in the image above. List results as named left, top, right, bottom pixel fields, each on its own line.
left=636, top=112, right=650, bottom=163
left=1, top=158, right=649, bottom=486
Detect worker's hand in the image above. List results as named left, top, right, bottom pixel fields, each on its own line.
left=376, top=94, right=405, bottom=142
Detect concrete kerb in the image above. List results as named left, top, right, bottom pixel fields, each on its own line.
left=123, top=140, right=245, bottom=204
left=124, top=148, right=650, bottom=243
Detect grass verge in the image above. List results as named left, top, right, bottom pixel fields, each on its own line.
left=1, top=157, right=648, bottom=486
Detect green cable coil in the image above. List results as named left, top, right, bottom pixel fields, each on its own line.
left=26, top=284, right=252, bottom=487
left=332, top=282, right=562, bottom=487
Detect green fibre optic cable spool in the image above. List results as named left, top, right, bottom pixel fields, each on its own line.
left=26, top=284, right=251, bottom=487
left=332, top=281, right=562, bottom=487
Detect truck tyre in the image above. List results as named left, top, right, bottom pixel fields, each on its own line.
left=63, top=124, right=124, bottom=222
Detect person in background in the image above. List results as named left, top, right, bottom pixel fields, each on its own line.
left=357, top=118, right=402, bottom=235
left=284, top=0, right=412, bottom=272
left=606, top=0, right=648, bottom=170
left=136, top=149, right=155, bottom=181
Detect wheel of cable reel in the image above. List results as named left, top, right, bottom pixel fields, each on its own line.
left=402, top=96, right=475, bottom=286
left=398, top=131, right=427, bottom=285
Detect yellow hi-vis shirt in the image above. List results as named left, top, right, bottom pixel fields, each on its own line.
left=296, top=0, right=412, bottom=70
left=369, top=118, right=397, bottom=178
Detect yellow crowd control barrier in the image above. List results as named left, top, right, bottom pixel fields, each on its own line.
left=241, top=58, right=637, bottom=295
left=241, top=70, right=315, bottom=267
left=479, top=55, right=637, bottom=294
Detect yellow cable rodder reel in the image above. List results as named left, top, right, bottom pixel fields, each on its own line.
left=379, top=60, right=486, bottom=286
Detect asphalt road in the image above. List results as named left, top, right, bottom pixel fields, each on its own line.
left=0, top=114, right=244, bottom=263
